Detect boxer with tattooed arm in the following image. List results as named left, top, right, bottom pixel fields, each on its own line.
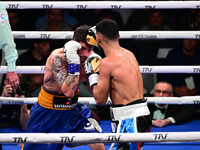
left=21, top=25, right=105, bottom=150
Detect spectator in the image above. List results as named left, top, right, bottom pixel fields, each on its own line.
left=35, top=9, right=78, bottom=31
left=125, top=9, right=173, bottom=67
left=7, top=9, right=31, bottom=31
left=17, top=39, right=51, bottom=97
left=78, top=9, right=124, bottom=30
left=37, top=9, right=73, bottom=31
left=139, top=9, right=172, bottom=31
left=126, top=9, right=149, bottom=30
left=126, top=9, right=172, bottom=30
left=7, top=9, right=20, bottom=31
left=0, top=80, right=30, bottom=130
left=148, top=81, right=193, bottom=127
left=163, top=39, right=200, bottom=96
left=163, top=39, right=200, bottom=119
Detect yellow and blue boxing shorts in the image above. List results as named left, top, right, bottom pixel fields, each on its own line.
left=21, top=86, right=101, bottom=150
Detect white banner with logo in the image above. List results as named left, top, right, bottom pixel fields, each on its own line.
left=9, top=31, right=200, bottom=39
left=0, top=96, right=200, bottom=105
left=1, top=66, right=200, bottom=74
left=0, top=132, right=200, bottom=143
left=2, top=1, right=200, bottom=9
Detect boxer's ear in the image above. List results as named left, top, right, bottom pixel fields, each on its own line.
left=96, top=34, right=101, bottom=43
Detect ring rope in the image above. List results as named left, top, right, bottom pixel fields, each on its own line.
left=12, top=31, right=200, bottom=39
left=1, top=66, right=200, bottom=74
left=1, top=1, right=200, bottom=146
left=2, top=1, right=200, bottom=9
left=0, top=132, right=200, bottom=143
left=0, top=96, right=199, bottom=105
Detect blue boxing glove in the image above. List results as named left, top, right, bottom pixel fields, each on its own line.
left=85, top=53, right=102, bottom=88
left=63, top=41, right=81, bottom=75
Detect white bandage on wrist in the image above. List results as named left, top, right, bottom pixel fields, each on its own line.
left=88, top=73, right=99, bottom=88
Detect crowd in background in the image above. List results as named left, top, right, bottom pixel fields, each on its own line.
left=1, top=0, right=200, bottom=125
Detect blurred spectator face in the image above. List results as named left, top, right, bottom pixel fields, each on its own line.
left=153, top=82, right=173, bottom=97
left=34, top=42, right=51, bottom=56
left=8, top=11, right=19, bottom=30
left=47, top=9, right=63, bottom=26
left=182, top=39, right=199, bottom=53
left=148, top=11, right=164, bottom=29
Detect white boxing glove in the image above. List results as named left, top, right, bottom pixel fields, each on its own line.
left=85, top=53, right=102, bottom=88
left=63, top=41, right=81, bottom=75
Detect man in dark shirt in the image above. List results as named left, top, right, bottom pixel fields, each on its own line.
left=163, top=39, right=200, bottom=119
left=17, top=39, right=51, bottom=96
left=163, top=39, right=200, bottom=96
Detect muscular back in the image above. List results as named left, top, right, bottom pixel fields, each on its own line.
left=102, top=48, right=143, bottom=105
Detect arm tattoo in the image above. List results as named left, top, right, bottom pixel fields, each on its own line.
left=72, top=84, right=79, bottom=92
left=52, top=55, right=68, bottom=88
left=44, top=77, right=56, bottom=89
left=65, top=75, right=78, bottom=87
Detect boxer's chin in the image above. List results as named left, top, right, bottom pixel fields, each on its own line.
left=80, top=57, right=87, bottom=64
left=80, top=60, right=85, bottom=64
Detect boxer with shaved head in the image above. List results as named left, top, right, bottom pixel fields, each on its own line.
left=85, top=19, right=152, bottom=150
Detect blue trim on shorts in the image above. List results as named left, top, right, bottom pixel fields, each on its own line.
left=23, top=102, right=97, bottom=150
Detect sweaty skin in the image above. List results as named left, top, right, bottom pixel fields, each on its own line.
left=42, top=44, right=106, bottom=150
left=43, top=42, right=93, bottom=97
left=93, top=47, right=143, bottom=106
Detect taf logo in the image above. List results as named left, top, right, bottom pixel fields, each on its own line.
left=195, top=35, right=200, bottom=39
left=1, top=13, right=6, bottom=19
left=8, top=4, right=19, bottom=9
left=60, top=136, right=75, bottom=142
left=107, top=135, right=121, bottom=141
left=141, top=67, right=153, bottom=72
left=41, top=66, right=45, bottom=71
left=40, top=34, right=51, bottom=38
left=193, top=68, right=200, bottom=73
left=110, top=5, right=122, bottom=9
left=42, top=5, right=53, bottom=9
left=193, top=100, right=200, bottom=104
left=153, top=133, right=168, bottom=140
left=145, top=6, right=156, bottom=9
left=76, top=5, right=87, bottom=9
left=13, top=137, right=28, bottom=143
